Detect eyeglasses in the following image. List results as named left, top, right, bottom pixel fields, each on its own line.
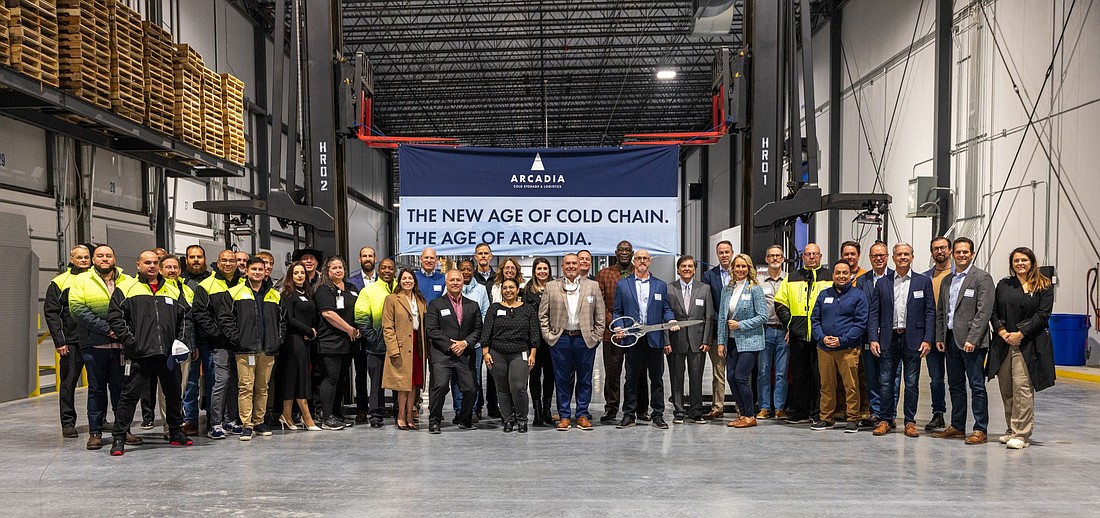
left=766, top=254, right=784, bottom=259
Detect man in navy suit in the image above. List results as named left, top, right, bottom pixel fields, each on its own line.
left=854, top=242, right=897, bottom=426
left=612, top=249, right=678, bottom=429
left=868, top=243, right=936, bottom=438
left=699, top=240, right=734, bottom=418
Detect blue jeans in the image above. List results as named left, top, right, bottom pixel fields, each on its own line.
left=925, top=346, right=947, bottom=414
left=757, top=326, right=789, bottom=411
left=945, top=332, right=989, bottom=432
left=862, top=344, right=901, bottom=419
left=183, top=342, right=213, bottom=424
left=82, top=347, right=124, bottom=433
left=549, top=334, right=596, bottom=420
left=453, top=345, right=483, bottom=413
left=878, top=333, right=921, bottom=424
left=728, top=349, right=759, bottom=418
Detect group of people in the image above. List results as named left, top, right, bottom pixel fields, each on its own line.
left=42, top=236, right=1055, bottom=454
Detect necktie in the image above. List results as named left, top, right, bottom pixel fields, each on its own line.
left=683, top=283, right=691, bottom=309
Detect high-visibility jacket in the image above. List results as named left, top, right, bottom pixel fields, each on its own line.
left=354, top=279, right=396, bottom=355
left=107, top=274, right=189, bottom=359
left=773, top=265, right=833, bottom=343
left=193, top=270, right=244, bottom=349
left=69, top=267, right=131, bottom=347
left=43, top=265, right=87, bottom=347
left=219, top=280, right=285, bottom=355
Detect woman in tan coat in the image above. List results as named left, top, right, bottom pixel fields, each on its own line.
left=382, top=268, right=427, bottom=430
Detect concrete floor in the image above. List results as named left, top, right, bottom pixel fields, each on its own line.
left=3, top=364, right=1100, bottom=517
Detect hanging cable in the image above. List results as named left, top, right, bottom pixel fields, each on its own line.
left=976, top=0, right=1083, bottom=255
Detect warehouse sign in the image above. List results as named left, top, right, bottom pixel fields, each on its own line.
left=398, top=145, right=679, bottom=256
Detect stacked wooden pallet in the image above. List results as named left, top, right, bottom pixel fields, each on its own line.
left=220, top=73, right=245, bottom=165
left=172, top=43, right=203, bottom=148
left=141, top=20, right=172, bottom=135
left=201, top=66, right=224, bottom=157
left=108, top=0, right=142, bottom=123
left=0, top=4, right=10, bottom=67
left=57, top=0, right=111, bottom=110
left=8, top=0, right=60, bottom=87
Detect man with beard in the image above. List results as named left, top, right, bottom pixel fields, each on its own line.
left=69, top=245, right=143, bottom=450
left=193, top=250, right=246, bottom=439
left=44, top=244, right=91, bottom=438
left=921, top=236, right=952, bottom=431
left=353, top=257, right=397, bottom=427
left=348, top=246, right=378, bottom=291
left=473, top=243, right=495, bottom=287
left=181, top=245, right=211, bottom=435
left=234, top=250, right=250, bottom=275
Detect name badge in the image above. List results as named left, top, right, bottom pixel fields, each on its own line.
left=913, top=291, right=924, bottom=299
left=964, top=288, right=975, bottom=298
left=497, top=309, right=507, bottom=316
left=336, top=296, right=345, bottom=310
left=654, top=293, right=662, bottom=301
left=433, top=285, right=443, bottom=292
left=240, top=293, right=253, bottom=300
left=164, top=297, right=174, bottom=305
left=441, top=308, right=452, bottom=317
left=124, top=360, right=132, bottom=376
left=741, top=294, right=752, bottom=301
left=824, top=297, right=835, bottom=304
left=695, top=299, right=705, bottom=307
left=248, top=354, right=256, bottom=366
left=300, top=295, right=308, bottom=302
left=522, top=351, right=529, bottom=361
left=762, top=284, right=773, bottom=295
left=586, top=295, right=594, bottom=303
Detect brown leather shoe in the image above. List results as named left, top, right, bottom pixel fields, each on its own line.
left=125, top=432, right=144, bottom=445
left=726, top=416, right=744, bottom=427
left=872, top=421, right=892, bottom=436
left=732, top=417, right=757, bottom=428
left=356, top=410, right=370, bottom=423
left=182, top=421, right=199, bottom=436
left=904, top=423, right=920, bottom=438
left=86, top=432, right=103, bottom=450
left=556, top=418, right=571, bottom=431
left=933, top=426, right=966, bottom=439
left=576, top=416, right=593, bottom=430
left=705, top=409, right=724, bottom=420
left=774, top=409, right=788, bottom=420
left=965, top=430, right=988, bottom=445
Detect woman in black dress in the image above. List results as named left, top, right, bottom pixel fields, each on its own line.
left=278, top=262, right=321, bottom=431
left=523, top=257, right=555, bottom=426
left=987, top=246, right=1055, bottom=449
left=482, top=278, right=540, bottom=433
left=314, top=256, right=361, bottom=430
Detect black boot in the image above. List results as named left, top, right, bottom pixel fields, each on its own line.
left=542, top=397, right=555, bottom=425
left=531, top=399, right=545, bottom=426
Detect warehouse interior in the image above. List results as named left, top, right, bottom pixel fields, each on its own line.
left=1, top=0, right=1100, bottom=513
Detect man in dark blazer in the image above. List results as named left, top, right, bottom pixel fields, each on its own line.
left=868, top=243, right=936, bottom=438
left=854, top=242, right=896, bottom=426
left=699, top=240, right=734, bottom=418
left=425, top=270, right=483, bottom=433
left=667, top=256, right=716, bottom=424
left=933, top=237, right=994, bottom=445
left=613, top=250, right=677, bottom=429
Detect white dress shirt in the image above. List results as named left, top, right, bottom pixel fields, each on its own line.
left=893, top=270, right=911, bottom=329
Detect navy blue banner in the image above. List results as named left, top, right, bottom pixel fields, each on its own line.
left=398, top=146, right=678, bottom=198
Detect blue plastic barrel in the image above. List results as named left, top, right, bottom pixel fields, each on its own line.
left=1049, top=314, right=1089, bottom=366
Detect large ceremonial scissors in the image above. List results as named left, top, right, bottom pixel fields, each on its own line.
left=609, top=316, right=704, bottom=347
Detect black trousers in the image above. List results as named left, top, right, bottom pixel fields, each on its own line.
left=354, top=351, right=385, bottom=420
left=668, top=350, right=706, bottom=419
left=140, top=374, right=159, bottom=422
left=787, top=339, right=820, bottom=418
left=113, top=356, right=184, bottom=439
left=528, top=340, right=555, bottom=403
left=57, top=346, right=85, bottom=427
left=317, top=353, right=351, bottom=419
left=623, top=337, right=666, bottom=419
left=483, top=365, right=499, bottom=413
left=603, top=341, right=650, bottom=415
left=429, top=353, right=476, bottom=424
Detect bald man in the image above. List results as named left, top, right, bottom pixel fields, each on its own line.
left=415, top=247, right=446, bottom=304
left=44, top=244, right=91, bottom=438
left=774, top=243, right=833, bottom=426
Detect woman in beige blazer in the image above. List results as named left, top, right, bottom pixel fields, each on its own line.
left=382, top=268, right=427, bottom=430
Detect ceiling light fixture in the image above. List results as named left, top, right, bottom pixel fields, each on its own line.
left=656, top=67, right=677, bottom=80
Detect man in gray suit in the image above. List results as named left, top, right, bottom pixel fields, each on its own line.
left=933, top=237, right=994, bottom=445
left=539, top=253, right=606, bottom=431
left=667, top=256, right=716, bottom=424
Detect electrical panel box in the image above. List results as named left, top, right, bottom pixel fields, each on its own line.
left=907, top=176, right=938, bottom=217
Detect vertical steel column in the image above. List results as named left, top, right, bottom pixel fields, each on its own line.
left=746, top=0, right=783, bottom=261
left=827, top=8, right=842, bottom=249
left=254, top=18, right=271, bottom=249
left=933, top=0, right=952, bottom=235
left=301, top=0, right=346, bottom=256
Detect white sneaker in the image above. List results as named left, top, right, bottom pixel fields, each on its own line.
left=1006, top=437, right=1029, bottom=449
left=999, top=433, right=1013, bottom=444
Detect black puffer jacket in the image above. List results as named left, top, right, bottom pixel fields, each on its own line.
left=218, top=279, right=286, bottom=356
